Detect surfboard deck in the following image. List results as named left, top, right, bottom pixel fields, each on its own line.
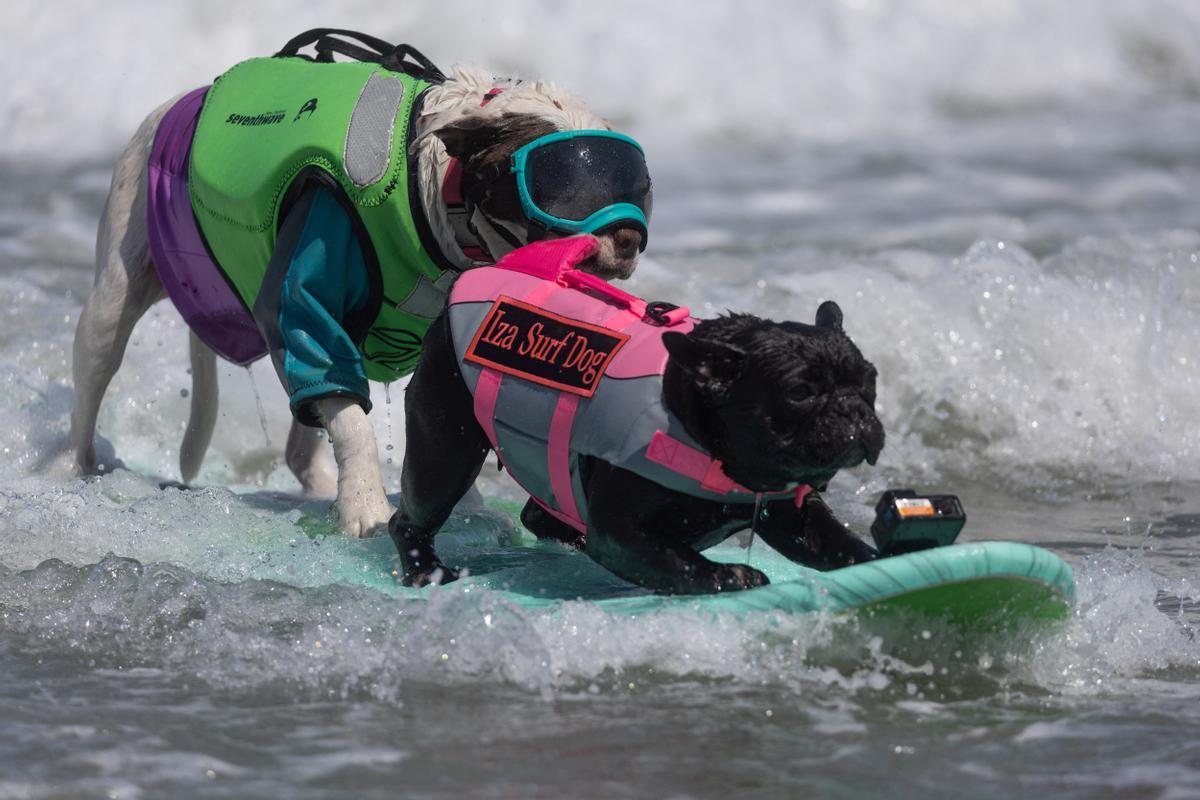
left=314, top=516, right=1074, bottom=626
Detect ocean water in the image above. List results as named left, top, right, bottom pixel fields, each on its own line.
left=2, top=1, right=1200, bottom=798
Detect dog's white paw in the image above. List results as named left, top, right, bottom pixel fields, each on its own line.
left=41, top=446, right=87, bottom=479
left=37, top=435, right=116, bottom=479
left=337, top=493, right=396, bottom=539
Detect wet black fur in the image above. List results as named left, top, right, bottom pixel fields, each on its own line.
left=390, top=300, right=885, bottom=595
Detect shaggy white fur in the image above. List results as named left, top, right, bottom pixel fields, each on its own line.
left=413, top=66, right=611, bottom=269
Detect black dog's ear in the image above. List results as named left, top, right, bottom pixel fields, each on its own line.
left=815, top=301, right=843, bottom=331
left=663, top=332, right=747, bottom=401
left=432, top=112, right=559, bottom=165
left=432, top=115, right=501, bottom=161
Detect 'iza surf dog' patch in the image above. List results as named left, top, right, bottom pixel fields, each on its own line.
left=465, top=297, right=629, bottom=396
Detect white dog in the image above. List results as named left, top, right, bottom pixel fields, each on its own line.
left=63, top=34, right=648, bottom=537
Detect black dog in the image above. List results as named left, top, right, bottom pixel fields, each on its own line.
left=390, top=299, right=885, bottom=594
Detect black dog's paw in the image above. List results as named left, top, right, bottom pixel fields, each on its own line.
left=712, top=563, right=770, bottom=593
left=397, top=542, right=460, bottom=587
left=402, top=563, right=460, bottom=588
left=845, top=537, right=880, bottom=564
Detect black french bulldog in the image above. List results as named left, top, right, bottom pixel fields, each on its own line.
left=390, top=299, right=885, bottom=595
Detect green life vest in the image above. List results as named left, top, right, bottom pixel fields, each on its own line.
left=188, top=54, right=452, bottom=382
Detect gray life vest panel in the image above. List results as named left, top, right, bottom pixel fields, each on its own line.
left=445, top=238, right=808, bottom=532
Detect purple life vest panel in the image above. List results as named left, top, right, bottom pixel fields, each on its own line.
left=146, top=88, right=267, bottom=366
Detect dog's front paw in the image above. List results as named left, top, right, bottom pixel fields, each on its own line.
left=394, top=535, right=460, bottom=588
left=711, top=563, right=770, bottom=593
left=337, top=494, right=397, bottom=539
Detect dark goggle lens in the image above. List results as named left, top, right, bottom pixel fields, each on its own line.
left=523, top=137, right=652, bottom=224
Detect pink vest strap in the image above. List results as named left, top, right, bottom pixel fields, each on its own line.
left=440, top=158, right=489, bottom=263
left=548, top=393, right=582, bottom=522
left=645, top=430, right=812, bottom=508
left=541, top=296, right=653, bottom=528
left=472, top=369, right=503, bottom=450
left=441, top=157, right=465, bottom=206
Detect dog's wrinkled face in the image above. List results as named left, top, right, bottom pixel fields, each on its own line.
left=663, top=301, right=885, bottom=491
left=435, top=113, right=644, bottom=280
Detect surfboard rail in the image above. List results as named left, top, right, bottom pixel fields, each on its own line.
left=376, top=540, right=1074, bottom=627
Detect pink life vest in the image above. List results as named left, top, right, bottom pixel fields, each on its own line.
left=447, top=236, right=811, bottom=534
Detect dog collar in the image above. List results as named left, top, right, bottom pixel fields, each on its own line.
left=440, top=87, right=507, bottom=265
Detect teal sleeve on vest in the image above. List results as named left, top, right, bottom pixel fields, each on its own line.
left=277, top=188, right=373, bottom=423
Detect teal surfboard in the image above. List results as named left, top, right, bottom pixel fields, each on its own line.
left=310, top=516, right=1074, bottom=627
left=576, top=541, right=1074, bottom=623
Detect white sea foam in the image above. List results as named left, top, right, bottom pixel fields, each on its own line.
left=5, top=0, right=1200, bottom=161
left=0, top=509, right=1195, bottom=702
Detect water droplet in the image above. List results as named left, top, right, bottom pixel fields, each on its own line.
left=246, top=367, right=273, bottom=447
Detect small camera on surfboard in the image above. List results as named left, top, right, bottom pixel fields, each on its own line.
left=871, top=489, right=966, bottom=556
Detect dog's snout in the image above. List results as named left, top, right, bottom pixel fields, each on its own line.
left=610, top=227, right=643, bottom=258
left=829, top=406, right=885, bottom=470
left=859, top=418, right=885, bottom=466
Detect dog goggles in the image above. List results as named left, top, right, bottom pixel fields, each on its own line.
left=510, top=130, right=652, bottom=247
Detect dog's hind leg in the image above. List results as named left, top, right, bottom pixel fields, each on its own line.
left=67, top=108, right=169, bottom=475
left=285, top=417, right=337, bottom=498
left=179, top=331, right=218, bottom=484
left=584, top=460, right=770, bottom=594
left=520, top=500, right=586, bottom=549
left=389, top=314, right=492, bottom=586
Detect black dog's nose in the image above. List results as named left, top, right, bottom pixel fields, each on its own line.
left=832, top=415, right=885, bottom=469
left=859, top=417, right=886, bottom=465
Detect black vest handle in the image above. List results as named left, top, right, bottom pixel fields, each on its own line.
left=382, top=44, right=447, bottom=83
left=314, top=35, right=385, bottom=64
left=276, top=28, right=446, bottom=83
left=276, top=28, right=395, bottom=58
